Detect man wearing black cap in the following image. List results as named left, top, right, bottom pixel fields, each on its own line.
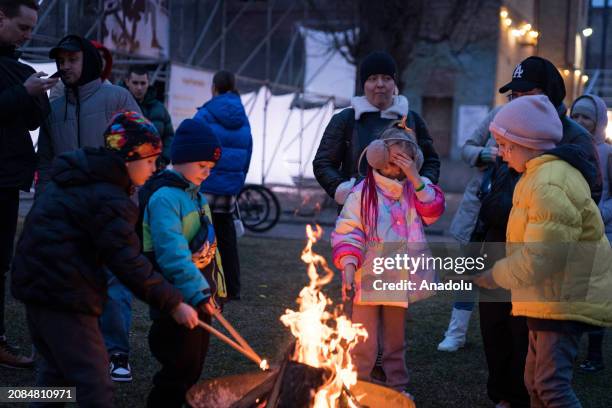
left=498, top=56, right=601, bottom=201
left=313, top=51, right=440, bottom=207
left=473, top=56, right=602, bottom=408
left=36, top=34, right=141, bottom=192
left=0, top=0, right=56, bottom=369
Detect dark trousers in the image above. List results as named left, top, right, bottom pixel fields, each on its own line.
left=0, top=188, right=20, bottom=337
left=479, top=299, right=530, bottom=408
left=525, top=330, right=582, bottom=408
left=147, top=310, right=211, bottom=408
left=212, top=212, right=241, bottom=298
left=26, top=304, right=113, bottom=407
left=586, top=328, right=605, bottom=362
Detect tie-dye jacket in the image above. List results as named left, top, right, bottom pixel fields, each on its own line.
left=331, top=171, right=445, bottom=307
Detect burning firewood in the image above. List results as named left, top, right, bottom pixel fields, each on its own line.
left=229, top=353, right=362, bottom=408
left=271, top=361, right=329, bottom=408
left=228, top=225, right=368, bottom=408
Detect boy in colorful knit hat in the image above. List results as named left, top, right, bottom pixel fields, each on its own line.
left=139, top=118, right=226, bottom=408
left=11, top=111, right=198, bottom=407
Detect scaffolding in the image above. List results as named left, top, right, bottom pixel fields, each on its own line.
left=22, top=0, right=352, bottom=195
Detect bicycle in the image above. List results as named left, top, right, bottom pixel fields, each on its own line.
left=236, top=184, right=281, bottom=233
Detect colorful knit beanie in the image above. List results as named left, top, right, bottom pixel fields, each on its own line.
left=104, top=111, right=162, bottom=161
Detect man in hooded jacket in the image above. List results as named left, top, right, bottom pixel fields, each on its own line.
left=37, top=34, right=141, bottom=191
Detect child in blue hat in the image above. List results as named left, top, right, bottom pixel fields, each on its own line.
left=139, top=118, right=226, bottom=408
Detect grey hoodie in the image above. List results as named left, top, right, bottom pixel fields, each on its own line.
left=571, top=94, right=612, bottom=243
left=37, top=79, right=141, bottom=192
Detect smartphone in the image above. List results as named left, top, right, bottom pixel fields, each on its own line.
left=49, top=71, right=61, bottom=78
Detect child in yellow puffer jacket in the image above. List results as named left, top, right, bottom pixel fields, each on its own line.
left=475, top=95, right=612, bottom=408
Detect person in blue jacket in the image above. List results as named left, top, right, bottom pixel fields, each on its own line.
left=194, top=70, right=252, bottom=300
left=140, top=118, right=226, bottom=408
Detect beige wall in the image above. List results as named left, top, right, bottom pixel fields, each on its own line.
left=495, top=1, right=538, bottom=106
left=495, top=0, right=589, bottom=107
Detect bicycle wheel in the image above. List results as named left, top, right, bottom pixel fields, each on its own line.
left=254, top=185, right=281, bottom=232
left=237, top=185, right=281, bottom=232
left=237, top=185, right=271, bottom=231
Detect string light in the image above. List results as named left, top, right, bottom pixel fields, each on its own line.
left=499, top=7, right=538, bottom=46
left=582, top=27, right=593, bottom=37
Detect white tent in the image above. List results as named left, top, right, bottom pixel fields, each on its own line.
left=242, top=87, right=339, bottom=186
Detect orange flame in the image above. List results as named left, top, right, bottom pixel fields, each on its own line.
left=280, top=225, right=368, bottom=407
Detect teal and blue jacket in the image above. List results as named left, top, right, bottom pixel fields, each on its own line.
left=141, top=169, right=226, bottom=307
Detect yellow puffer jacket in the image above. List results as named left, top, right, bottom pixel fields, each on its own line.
left=492, top=154, right=612, bottom=327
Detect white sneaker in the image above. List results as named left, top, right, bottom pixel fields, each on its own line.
left=437, top=308, right=472, bottom=352
left=109, top=353, right=132, bottom=382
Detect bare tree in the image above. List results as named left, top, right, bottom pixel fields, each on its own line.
left=306, top=0, right=498, bottom=91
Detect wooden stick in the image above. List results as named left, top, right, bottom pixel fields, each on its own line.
left=214, top=312, right=260, bottom=360
left=197, top=320, right=262, bottom=367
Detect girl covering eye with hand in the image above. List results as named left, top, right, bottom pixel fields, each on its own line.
left=331, top=119, right=446, bottom=397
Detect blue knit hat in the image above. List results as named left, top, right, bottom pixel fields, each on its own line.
left=171, top=119, right=222, bottom=164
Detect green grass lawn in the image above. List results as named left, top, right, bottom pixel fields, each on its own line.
left=1, top=236, right=611, bottom=407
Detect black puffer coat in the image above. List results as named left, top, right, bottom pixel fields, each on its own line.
left=313, top=107, right=440, bottom=199
left=0, top=46, right=50, bottom=190
left=11, top=147, right=182, bottom=316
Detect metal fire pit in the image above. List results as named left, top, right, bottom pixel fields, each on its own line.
left=186, top=371, right=416, bottom=408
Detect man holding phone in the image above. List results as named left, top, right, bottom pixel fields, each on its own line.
left=0, top=0, right=56, bottom=368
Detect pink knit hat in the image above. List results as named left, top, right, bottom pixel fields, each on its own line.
left=489, top=95, right=563, bottom=150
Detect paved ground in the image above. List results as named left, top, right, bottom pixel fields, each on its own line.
left=244, top=186, right=461, bottom=242
left=19, top=187, right=462, bottom=243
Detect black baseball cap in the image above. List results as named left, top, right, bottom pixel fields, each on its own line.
left=499, top=57, right=547, bottom=93
left=49, top=35, right=83, bottom=59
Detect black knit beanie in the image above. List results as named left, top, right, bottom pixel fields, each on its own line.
left=359, top=51, right=397, bottom=88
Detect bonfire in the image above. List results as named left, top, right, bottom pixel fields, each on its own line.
left=186, top=225, right=415, bottom=408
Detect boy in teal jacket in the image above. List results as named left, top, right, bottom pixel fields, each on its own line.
left=141, top=119, right=226, bottom=408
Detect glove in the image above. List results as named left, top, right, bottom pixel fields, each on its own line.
left=334, top=178, right=356, bottom=205
left=479, top=146, right=499, bottom=163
